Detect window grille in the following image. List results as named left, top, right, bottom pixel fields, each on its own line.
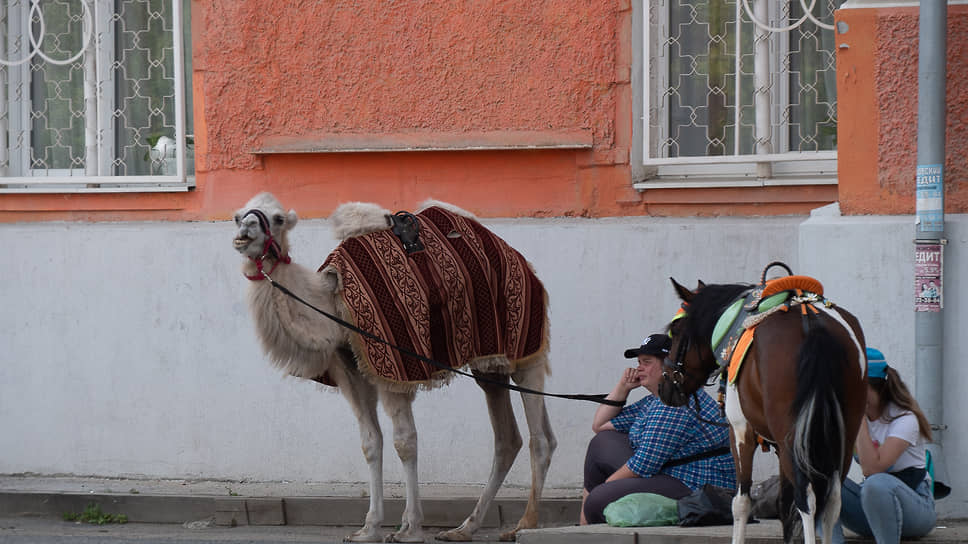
left=0, top=0, right=192, bottom=193
left=640, top=0, right=840, bottom=187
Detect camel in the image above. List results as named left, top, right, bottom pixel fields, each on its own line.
left=232, top=192, right=556, bottom=543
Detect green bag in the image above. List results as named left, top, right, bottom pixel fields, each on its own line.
left=603, top=492, right=679, bottom=527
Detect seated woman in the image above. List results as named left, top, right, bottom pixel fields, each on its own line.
left=832, top=347, right=936, bottom=543
left=580, top=333, right=736, bottom=524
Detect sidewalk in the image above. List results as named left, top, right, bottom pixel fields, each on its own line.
left=1, top=475, right=965, bottom=543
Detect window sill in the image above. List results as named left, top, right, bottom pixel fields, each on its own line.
left=634, top=175, right=837, bottom=190
left=0, top=176, right=195, bottom=194
left=251, top=129, right=594, bottom=154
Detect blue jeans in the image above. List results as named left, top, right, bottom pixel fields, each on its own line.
left=823, top=473, right=936, bottom=544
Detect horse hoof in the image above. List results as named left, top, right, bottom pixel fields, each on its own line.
left=498, top=529, right=518, bottom=542
left=435, top=528, right=472, bottom=542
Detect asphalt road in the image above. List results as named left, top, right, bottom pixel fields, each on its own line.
left=0, top=516, right=514, bottom=544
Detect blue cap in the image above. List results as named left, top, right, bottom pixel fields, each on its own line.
left=867, top=347, right=888, bottom=379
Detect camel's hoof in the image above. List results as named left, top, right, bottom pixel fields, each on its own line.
left=498, top=529, right=518, bottom=542
left=344, top=528, right=384, bottom=543
left=435, top=528, right=473, bottom=542
left=384, top=531, right=425, bottom=543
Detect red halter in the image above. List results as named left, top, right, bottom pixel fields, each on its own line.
left=241, top=209, right=292, bottom=281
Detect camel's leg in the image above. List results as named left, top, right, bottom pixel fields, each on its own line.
left=500, top=361, right=556, bottom=542
left=726, top=383, right=756, bottom=544
left=332, top=363, right=385, bottom=543
left=380, top=390, right=425, bottom=543
left=436, top=371, right=522, bottom=542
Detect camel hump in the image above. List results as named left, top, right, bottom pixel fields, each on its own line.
left=417, top=199, right=476, bottom=219
left=330, top=201, right=392, bottom=240
left=330, top=199, right=475, bottom=241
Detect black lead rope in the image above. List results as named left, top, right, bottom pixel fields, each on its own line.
left=261, top=272, right=624, bottom=407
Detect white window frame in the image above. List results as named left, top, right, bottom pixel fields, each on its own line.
left=0, top=0, right=192, bottom=193
left=635, top=0, right=838, bottom=190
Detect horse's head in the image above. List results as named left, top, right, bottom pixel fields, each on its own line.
left=658, top=278, right=715, bottom=406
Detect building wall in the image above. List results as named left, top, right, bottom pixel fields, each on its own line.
left=836, top=4, right=968, bottom=215
left=1, top=0, right=968, bottom=521
left=1, top=0, right=842, bottom=223
left=2, top=213, right=966, bottom=517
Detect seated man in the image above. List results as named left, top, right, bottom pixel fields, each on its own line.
left=580, top=333, right=736, bottom=524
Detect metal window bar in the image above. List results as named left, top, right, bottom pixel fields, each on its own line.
left=643, top=0, right=840, bottom=171
left=0, top=0, right=192, bottom=192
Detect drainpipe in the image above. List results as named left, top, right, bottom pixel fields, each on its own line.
left=914, top=0, right=948, bottom=497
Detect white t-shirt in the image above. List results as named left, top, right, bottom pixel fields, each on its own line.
left=867, top=403, right=926, bottom=472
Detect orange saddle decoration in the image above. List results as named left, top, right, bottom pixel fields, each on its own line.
left=761, top=275, right=823, bottom=298
left=726, top=275, right=824, bottom=384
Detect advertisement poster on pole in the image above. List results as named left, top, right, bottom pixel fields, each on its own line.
left=916, top=165, right=943, bottom=233
left=915, top=243, right=943, bottom=312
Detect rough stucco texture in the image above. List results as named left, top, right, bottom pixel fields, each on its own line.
left=197, top=1, right=620, bottom=171
left=875, top=12, right=968, bottom=212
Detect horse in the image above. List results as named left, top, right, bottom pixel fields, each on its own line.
left=659, top=264, right=867, bottom=543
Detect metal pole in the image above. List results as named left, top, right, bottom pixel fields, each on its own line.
left=753, top=0, right=773, bottom=178
left=914, top=0, right=947, bottom=494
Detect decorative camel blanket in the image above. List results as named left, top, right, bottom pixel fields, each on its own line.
left=317, top=206, right=548, bottom=390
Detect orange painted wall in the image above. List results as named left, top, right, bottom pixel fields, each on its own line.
left=836, top=5, right=968, bottom=216
left=1, top=0, right=839, bottom=222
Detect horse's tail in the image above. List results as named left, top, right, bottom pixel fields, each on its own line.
left=790, top=322, right=847, bottom=518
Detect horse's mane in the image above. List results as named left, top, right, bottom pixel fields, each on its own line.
left=682, top=282, right=754, bottom=350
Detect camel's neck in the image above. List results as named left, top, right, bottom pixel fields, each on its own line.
left=244, top=256, right=346, bottom=380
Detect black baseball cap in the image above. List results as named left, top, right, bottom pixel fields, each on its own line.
left=623, top=334, right=671, bottom=359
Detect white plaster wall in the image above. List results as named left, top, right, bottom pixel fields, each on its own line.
left=800, top=207, right=968, bottom=518
left=1, top=210, right=964, bottom=516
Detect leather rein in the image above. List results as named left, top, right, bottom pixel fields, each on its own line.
left=238, top=209, right=623, bottom=407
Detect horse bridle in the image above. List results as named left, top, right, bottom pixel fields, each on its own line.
left=663, top=304, right=733, bottom=427
left=662, top=306, right=694, bottom=396
left=241, top=208, right=291, bottom=281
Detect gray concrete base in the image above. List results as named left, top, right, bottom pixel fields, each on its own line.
left=0, top=490, right=578, bottom=529
left=2, top=477, right=966, bottom=543
left=518, top=521, right=968, bottom=544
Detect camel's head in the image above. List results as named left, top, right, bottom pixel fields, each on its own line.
left=233, top=192, right=298, bottom=261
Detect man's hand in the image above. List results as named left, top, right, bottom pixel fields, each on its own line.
left=618, top=367, right=641, bottom=394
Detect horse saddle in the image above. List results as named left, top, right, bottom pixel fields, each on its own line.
left=713, top=271, right=826, bottom=384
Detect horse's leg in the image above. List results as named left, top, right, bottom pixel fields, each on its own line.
left=501, top=360, right=556, bottom=541
left=726, top=382, right=756, bottom=544
left=331, top=365, right=385, bottom=543
left=820, top=476, right=841, bottom=544
left=380, top=389, right=424, bottom=543
left=778, top=476, right=801, bottom=542
left=436, top=371, right=522, bottom=542
left=798, top=482, right=818, bottom=543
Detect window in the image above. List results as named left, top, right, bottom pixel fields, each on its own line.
left=0, top=0, right=192, bottom=193
left=638, top=0, right=840, bottom=188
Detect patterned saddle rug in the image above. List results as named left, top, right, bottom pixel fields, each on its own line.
left=317, top=205, right=548, bottom=391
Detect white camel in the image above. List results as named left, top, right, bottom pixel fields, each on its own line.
left=233, top=192, right=556, bottom=543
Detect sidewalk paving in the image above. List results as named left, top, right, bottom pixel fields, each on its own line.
left=1, top=475, right=965, bottom=543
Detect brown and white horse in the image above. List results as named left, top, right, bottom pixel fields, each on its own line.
left=660, top=274, right=867, bottom=543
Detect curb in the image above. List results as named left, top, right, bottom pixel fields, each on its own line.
left=0, top=491, right=580, bottom=528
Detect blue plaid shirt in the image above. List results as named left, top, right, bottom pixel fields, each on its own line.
left=610, top=391, right=736, bottom=491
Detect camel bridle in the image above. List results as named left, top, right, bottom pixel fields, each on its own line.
left=241, top=208, right=291, bottom=281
